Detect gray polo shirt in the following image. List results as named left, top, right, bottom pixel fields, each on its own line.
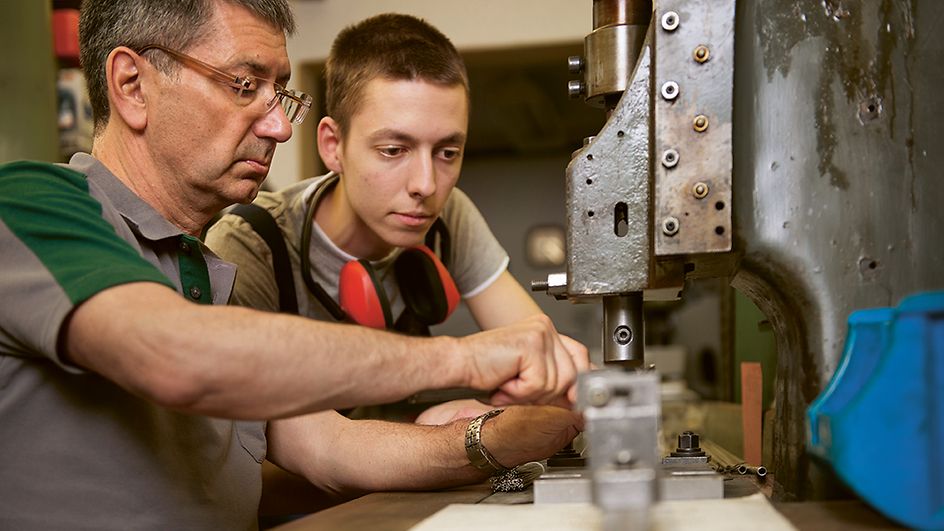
left=0, top=153, right=265, bottom=530
left=205, top=173, right=510, bottom=319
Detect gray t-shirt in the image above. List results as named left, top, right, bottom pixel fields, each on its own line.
left=0, top=154, right=264, bottom=530
left=206, top=173, right=509, bottom=322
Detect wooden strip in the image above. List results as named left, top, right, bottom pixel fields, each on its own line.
left=741, top=362, right=763, bottom=466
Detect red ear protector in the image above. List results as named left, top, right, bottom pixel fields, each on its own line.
left=339, top=245, right=460, bottom=330
left=300, top=173, right=459, bottom=331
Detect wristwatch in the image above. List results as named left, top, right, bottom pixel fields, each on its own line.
left=464, top=409, right=509, bottom=473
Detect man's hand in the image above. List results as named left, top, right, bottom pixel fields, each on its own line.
left=479, top=405, right=583, bottom=469
left=457, top=315, right=589, bottom=405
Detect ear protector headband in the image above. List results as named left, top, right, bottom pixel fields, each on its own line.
left=299, top=173, right=460, bottom=330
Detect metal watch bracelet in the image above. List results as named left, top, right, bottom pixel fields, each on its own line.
left=464, top=408, right=508, bottom=473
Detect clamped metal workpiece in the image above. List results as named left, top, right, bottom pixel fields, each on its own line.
left=577, top=370, right=661, bottom=530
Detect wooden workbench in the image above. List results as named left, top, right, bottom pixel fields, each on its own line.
left=271, top=477, right=903, bottom=531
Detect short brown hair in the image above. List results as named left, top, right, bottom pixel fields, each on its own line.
left=325, top=13, right=469, bottom=136
left=79, top=0, right=296, bottom=134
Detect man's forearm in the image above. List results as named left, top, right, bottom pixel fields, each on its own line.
left=268, top=406, right=581, bottom=496
left=66, top=283, right=468, bottom=419
left=268, top=412, right=488, bottom=495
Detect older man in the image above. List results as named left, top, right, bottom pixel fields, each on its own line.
left=0, top=1, right=584, bottom=529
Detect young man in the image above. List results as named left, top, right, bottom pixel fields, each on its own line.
left=205, top=13, right=590, bottom=515
left=0, top=2, right=585, bottom=529
left=206, top=13, right=586, bottom=405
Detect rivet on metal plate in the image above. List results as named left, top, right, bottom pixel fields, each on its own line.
left=693, top=114, right=709, bottom=132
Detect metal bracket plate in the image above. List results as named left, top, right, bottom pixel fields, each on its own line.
left=654, top=0, right=735, bottom=255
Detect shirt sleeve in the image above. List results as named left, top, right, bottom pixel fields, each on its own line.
left=204, top=213, right=281, bottom=313
left=0, top=161, right=174, bottom=362
left=439, top=188, right=510, bottom=298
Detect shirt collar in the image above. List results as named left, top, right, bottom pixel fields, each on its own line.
left=68, top=153, right=189, bottom=242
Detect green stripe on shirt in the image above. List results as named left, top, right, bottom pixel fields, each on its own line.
left=0, top=161, right=175, bottom=304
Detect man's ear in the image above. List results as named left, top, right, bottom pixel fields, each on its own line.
left=105, top=47, right=149, bottom=131
left=317, top=116, right=344, bottom=173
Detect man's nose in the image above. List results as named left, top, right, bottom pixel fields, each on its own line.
left=408, top=153, right=436, bottom=198
left=254, top=101, right=293, bottom=143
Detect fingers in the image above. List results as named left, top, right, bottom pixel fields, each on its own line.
left=558, top=333, right=591, bottom=373
left=463, top=316, right=590, bottom=406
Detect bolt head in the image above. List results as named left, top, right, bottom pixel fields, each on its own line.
left=693, top=45, right=710, bottom=63
left=587, top=385, right=611, bottom=407
left=661, top=11, right=680, bottom=31
left=661, top=149, right=680, bottom=168
left=662, top=216, right=680, bottom=236
left=678, top=431, right=700, bottom=450
left=693, top=115, right=709, bottom=132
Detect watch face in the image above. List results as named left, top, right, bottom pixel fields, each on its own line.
left=525, top=225, right=566, bottom=268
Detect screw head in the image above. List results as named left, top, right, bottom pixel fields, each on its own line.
left=613, top=325, right=633, bottom=345
left=661, top=11, right=680, bottom=31
left=661, top=148, right=680, bottom=168
left=567, top=80, right=586, bottom=99
left=693, top=114, right=709, bottom=132
left=692, top=182, right=709, bottom=199
left=661, top=81, right=680, bottom=101
left=567, top=55, right=585, bottom=73
left=693, top=45, right=710, bottom=63
left=662, top=216, right=680, bottom=236
left=588, top=385, right=611, bottom=407
left=616, top=450, right=634, bottom=465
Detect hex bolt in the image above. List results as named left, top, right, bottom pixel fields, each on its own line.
left=567, top=80, right=586, bottom=99
left=613, top=325, right=633, bottom=345
left=662, top=216, right=680, bottom=236
left=693, top=114, right=709, bottom=132
left=670, top=430, right=707, bottom=457
left=661, top=11, right=680, bottom=31
left=661, top=148, right=680, bottom=168
left=678, top=431, right=700, bottom=450
left=567, top=55, right=585, bottom=74
left=692, top=182, right=709, bottom=199
left=661, top=81, right=680, bottom=101
left=693, top=45, right=710, bottom=63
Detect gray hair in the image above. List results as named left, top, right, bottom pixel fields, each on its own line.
left=79, top=0, right=295, bottom=133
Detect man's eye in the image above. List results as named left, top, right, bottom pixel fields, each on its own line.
left=439, top=148, right=461, bottom=161
left=379, top=146, right=405, bottom=157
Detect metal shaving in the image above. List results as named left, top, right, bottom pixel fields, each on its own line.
left=490, top=461, right=547, bottom=493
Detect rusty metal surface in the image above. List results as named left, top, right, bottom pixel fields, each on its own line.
left=566, top=43, right=653, bottom=296
left=653, top=0, right=735, bottom=255
left=730, top=0, right=944, bottom=499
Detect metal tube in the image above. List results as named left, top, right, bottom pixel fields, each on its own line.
left=593, top=0, right=652, bottom=29
left=602, top=293, right=644, bottom=367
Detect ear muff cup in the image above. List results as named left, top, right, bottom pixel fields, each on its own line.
left=394, top=246, right=460, bottom=325
left=339, top=259, right=393, bottom=329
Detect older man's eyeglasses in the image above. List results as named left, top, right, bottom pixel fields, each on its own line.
left=137, top=44, right=312, bottom=125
